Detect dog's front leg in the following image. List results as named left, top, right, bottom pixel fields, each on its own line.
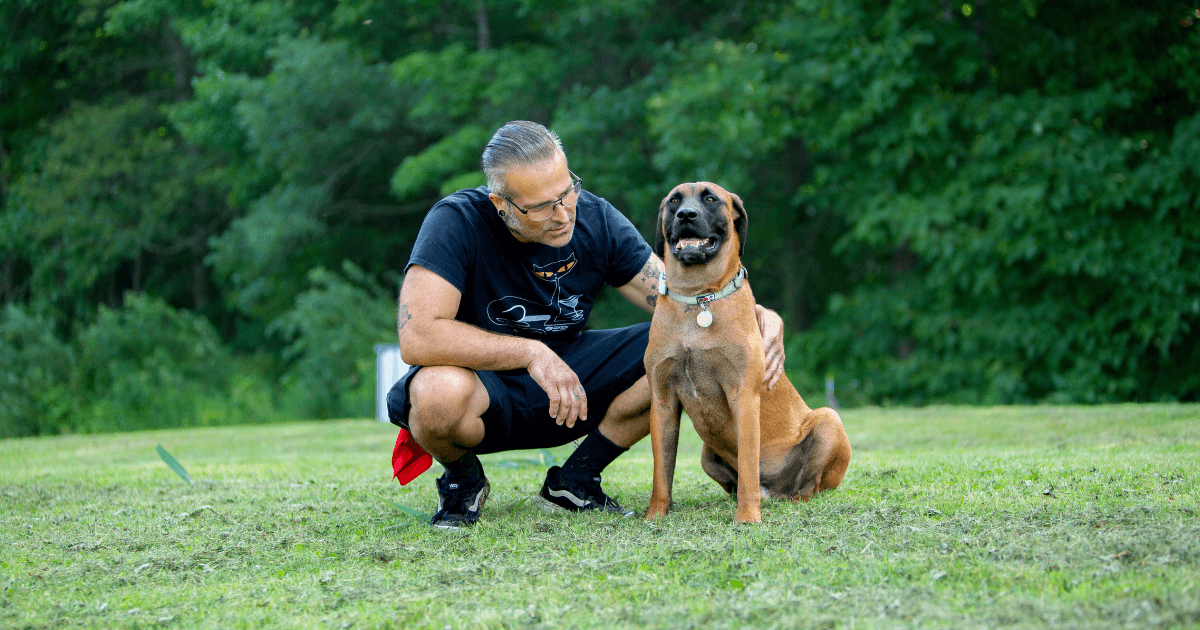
left=645, top=392, right=682, bottom=520
left=733, top=389, right=762, bottom=523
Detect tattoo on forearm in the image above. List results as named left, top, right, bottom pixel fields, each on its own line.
left=397, top=304, right=412, bottom=332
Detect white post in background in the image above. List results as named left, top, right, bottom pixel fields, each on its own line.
left=374, top=344, right=409, bottom=423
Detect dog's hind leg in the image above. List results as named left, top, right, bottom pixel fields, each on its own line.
left=762, top=407, right=851, bottom=501
left=807, top=407, right=850, bottom=497
left=700, top=444, right=738, bottom=496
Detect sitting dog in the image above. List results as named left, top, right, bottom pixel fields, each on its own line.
left=643, top=182, right=851, bottom=523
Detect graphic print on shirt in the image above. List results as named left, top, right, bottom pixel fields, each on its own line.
left=486, top=253, right=584, bottom=335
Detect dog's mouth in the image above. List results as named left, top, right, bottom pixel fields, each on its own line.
left=673, top=237, right=717, bottom=253
left=668, top=229, right=722, bottom=265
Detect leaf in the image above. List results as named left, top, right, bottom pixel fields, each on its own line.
left=491, top=458, right=543, bottom=469
left=156, top=445, right=192, bottom=485
left=373, top=494, right=430, bottom=520
left=728, top=579, right=745, bottom=589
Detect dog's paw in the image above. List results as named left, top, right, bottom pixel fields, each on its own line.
left=644, top=501, right=671, bottom=521
left=735, top=505, right=762, bottom=524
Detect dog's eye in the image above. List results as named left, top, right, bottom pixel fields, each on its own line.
left=668, top=197, right=680, bottom=205
left=705, top=195, right=717, bottom=203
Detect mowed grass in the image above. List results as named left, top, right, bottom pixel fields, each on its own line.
left=1, top=405, right=1198, bottom=629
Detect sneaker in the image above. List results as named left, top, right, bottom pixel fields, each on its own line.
left=430, top=473, right=490, bottom=529
left=537, top=466, right=633, bottom=517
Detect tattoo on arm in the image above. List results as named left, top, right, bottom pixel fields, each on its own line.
left=397, top=304, right=412, bottom=332
left=640, top=257, right=664, bottom=307
left=638, top=258, right=657, bottom=282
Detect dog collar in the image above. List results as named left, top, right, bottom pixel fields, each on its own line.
left=658, top=267, right=747, bottom=328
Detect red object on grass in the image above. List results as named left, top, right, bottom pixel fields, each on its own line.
left=391, top=427, right=432, bottom=485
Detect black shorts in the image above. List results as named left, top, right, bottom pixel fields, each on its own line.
left=386, top=323, right=650, bottom=455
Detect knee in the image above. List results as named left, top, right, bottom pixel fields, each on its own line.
left=408, top=367, right=482, bottom=437
left=810, top=407, right=845, bottom=433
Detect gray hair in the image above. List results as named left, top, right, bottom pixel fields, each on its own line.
left=481, top=121, right=564, bottom=197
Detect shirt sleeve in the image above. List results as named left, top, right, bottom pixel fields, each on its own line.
left=405, top=202, right=475, bottom=293
left=601, top=199, right=654, bottom=288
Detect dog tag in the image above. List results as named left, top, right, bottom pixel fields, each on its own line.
left=696, top=308, right=713, bottom=328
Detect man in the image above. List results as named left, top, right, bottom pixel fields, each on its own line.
left=388, top=120, right=786, bottom=528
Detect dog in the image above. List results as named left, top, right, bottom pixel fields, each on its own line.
left=643, top=182, right=851, bottom=524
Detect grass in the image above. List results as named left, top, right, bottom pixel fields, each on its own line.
left=1, top=404, right=1198, bottom=629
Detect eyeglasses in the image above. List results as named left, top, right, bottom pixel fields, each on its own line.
left=500, top=170, right=582, bottom=222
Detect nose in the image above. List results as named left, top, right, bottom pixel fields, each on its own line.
left=675, top=207, right=698, bottom=221
left=551, top=200, right=573, bottom=223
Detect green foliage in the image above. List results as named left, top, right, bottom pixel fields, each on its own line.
left=5, top=99, right=193, bottom=317
left=3, top=0, right=1199, bottom=434
left=269, top=261, right=397, bottom=419
left=763, top=1, right=1200, bottom=404
left=390, top=124, right=491, bottom=200
left=70, top=293, right=233, bottom=432
left=205, top=36, right=415, bottom=323
left=0, top=305, right=74, bottom=437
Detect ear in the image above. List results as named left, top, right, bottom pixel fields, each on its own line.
left=653, top=196, right=668, bottom=258
left=487, top=192, right=507, bottom=215
left=730, top=192, right=747, bottom=257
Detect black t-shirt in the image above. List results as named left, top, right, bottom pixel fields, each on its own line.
left=406, top=187, right=652, bottom=350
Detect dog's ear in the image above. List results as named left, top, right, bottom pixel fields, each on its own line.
left=653, top=196, right=668, bottom=258
left=730, top=192, right=747, bottom=257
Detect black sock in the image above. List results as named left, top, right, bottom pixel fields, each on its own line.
left=439, top=452, right=483, bottom=481
left=559, top=431, right=627, bottom=481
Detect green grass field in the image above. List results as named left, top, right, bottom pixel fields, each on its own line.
left=2, top=405, right=1198, bottom=629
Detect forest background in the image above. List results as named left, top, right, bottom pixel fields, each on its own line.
left=2, top=0, right=1198, bottom=437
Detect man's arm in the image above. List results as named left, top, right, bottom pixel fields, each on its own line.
left=398, top=264, right=589, bottom=426
left=614, top=254, right=787, bottom=389
left=614, top=254, right=664, bottom=315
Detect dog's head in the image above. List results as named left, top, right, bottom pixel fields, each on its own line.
left=654, top=182, right=747, bottom=265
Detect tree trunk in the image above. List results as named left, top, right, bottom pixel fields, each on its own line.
left=193, top=259, right=207, bottom=311
left=160, top=17, right=194, bottom=102
left=475, top=0, right=490, bottom=51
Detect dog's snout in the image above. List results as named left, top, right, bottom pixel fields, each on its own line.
left=675, top=207, right=699, bottom=222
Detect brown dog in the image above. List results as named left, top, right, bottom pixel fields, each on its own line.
left=643, top=182, right=851, bottom=524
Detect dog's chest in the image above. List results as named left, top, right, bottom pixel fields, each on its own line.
left=652, top=343, right=748, bottom=439
left=670, top=348, right=727, bottom=402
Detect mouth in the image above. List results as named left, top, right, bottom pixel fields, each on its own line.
left=668, top=228, right=722, bottom=265
left=673, top=237, right=717, bottom=253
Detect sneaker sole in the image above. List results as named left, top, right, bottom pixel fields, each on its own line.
left=533, top=495, right=635, bottom=518
left=533, top=495, right=571, bottom=514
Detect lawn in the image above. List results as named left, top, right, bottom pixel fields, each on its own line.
left=1, top=404, right=1197, bottom=629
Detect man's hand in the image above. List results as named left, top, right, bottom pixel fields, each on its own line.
left=527, top=344, right=588, bottom=427
left=756, top=305, right=785, bottom=389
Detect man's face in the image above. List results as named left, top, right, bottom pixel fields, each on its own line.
left=488, top=152, right=577, bottom=248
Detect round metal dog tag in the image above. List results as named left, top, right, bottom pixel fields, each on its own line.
left=696, top=309, right=713, bottom=327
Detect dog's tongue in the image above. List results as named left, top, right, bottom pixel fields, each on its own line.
left=675, top=238, right=706, bottom=251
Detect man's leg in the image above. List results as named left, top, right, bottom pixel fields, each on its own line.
left=596, top=375, right=651, bottom=447
left=407, top=366, right=492, bottom=528
left=539, top=375, right=651, bottom=515
left=407, top=366, right=489, bottom=462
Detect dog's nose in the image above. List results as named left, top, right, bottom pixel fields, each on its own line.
left=675, top=207, right=698, bottom=221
